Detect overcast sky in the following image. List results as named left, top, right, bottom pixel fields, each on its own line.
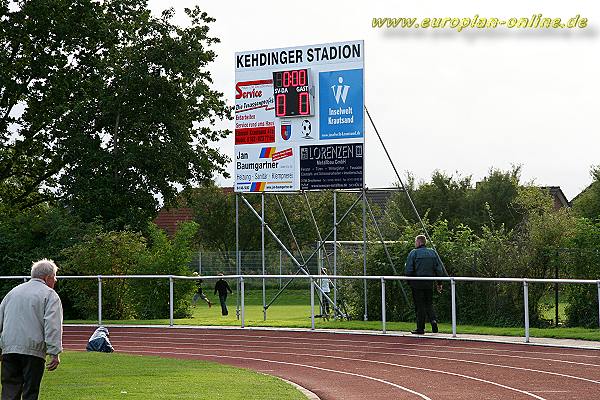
left=148, top=0, right=599, bottom=200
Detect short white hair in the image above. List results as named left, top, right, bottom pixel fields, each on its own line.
left=31, top=259, right=58, bottom=279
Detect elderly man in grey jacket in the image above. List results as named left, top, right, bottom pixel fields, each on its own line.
left=0, top=259, right=63, bottom=400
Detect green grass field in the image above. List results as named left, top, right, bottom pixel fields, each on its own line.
left=38, top=351, right=305, bottom=400
left=66, top=288, right=600, bottom=341
left=539, top=292, right=568, bottom=323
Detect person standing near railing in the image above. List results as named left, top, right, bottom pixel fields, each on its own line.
left=214, top=273, right=233, bottom=316
left=0, top=259, right=63, bottom=399
left=320, top=268, right=332, bottom=316
left=405, top=235, right=447, bottom=335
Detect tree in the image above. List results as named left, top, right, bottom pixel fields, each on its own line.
left=1, top=0, right=230, bottom=229
left=403, top=170, right=472, bottom=228
left=0, top=203, right=100, bottom=302
left=382, top=167, right=522, bottom=236
left=572, top=165, right=600, bottom=221
left=470, top=166, right=522, bottom=230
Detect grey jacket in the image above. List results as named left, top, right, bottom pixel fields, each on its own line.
left=0, top=278, right=63, bottom=359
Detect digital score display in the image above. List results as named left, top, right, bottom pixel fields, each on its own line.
left=273, top=69, right=312, bottom=117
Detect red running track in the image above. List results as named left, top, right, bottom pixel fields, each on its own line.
left=63, top=326, right=600, bottom=400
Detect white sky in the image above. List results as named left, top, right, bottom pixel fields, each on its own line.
left=149, top=0, right=599, bottom=200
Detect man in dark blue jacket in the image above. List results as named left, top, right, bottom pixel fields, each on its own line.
left=405, top=235, right=447, bottom=334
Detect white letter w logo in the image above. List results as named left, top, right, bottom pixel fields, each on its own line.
left=331, top=77, right=350, bottom=104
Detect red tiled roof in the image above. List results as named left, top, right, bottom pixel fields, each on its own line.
left=154, top=207, right=194, bottom=237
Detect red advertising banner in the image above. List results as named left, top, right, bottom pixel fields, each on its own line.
left=272, top=148, right=293, bottom=161
left=235, top=127, right=275, bottom=145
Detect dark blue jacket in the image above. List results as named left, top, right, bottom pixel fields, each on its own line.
left=405, top=245, right=446, bottom=289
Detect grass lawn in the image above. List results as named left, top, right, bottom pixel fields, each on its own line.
left=539, top=292, right=568, bottom=323
left=38, top=351, right=305, bottom=400
left=66, top=288, right=600, bottom=342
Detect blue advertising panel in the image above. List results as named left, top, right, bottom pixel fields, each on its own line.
left=318, top=69, right=364, bottom=140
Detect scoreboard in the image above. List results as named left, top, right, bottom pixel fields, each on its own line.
left=235, top=41, right=364, bottom=192
left=273, top=69, right=312, bottom=117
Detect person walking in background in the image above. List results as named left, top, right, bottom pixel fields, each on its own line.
left=0, top=259, right=63, bottom=400
left=191, top=272, right=212, bottom=308
left=320, top=268, right=332, bottom=316
left=214, top=273, right=232, bottom=316
left=405, top=235, right=447, bottom=335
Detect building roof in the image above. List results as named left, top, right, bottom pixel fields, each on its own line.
left=153, top=207, right=194, bottom=237
left=540, top=186, right=570, bottom=209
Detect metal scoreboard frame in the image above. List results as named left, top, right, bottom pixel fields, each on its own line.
left=234, top=40, right=365, bottom=192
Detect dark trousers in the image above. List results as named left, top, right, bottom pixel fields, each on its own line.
left=1, top=353, right=46, bottom=400
left=321, top=294, right=330, bottom=315
left=219, top=294, right=228, bottom=315
left=411, top=286, right=437, bottom=332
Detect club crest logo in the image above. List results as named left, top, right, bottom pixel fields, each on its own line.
left=281, top=124, right=291, bottom=140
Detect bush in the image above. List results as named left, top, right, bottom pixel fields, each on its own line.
left=60, top=222, right=197, bottom=320
left=562, top=219, right=600, bottom=327
left=354, top=220, right=551, bottom=327
left=0, top=205, right=98, bottom=306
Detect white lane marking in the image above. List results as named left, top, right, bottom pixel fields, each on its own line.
left=529, top=391, right=571, bottom=393
left=65, top=334, right=600, bottom=368
left=121, top=349, right=432, bottom=400
left=64, top=329, right=600, bottom=359
left=109, top=345, right=547, bottom=399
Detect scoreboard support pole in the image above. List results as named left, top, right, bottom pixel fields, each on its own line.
left=333, top=191, right=338, bottom=312
left=241, top=193, right=357, bottom=320
left=363, top=189, right=368, bottom=321
left=262, top=193, right=267, bottom=321
left=236, top=194, right=240, bottom=320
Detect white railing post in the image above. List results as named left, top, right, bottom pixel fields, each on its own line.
left=98, top=275, right=102, bottom=326
left=524, top=280, right=530, bottom=343
left=241, top=277, right=245, bottom=328
left=310, top=276, right=315, bottom=330
left=169, top=276, right=174, bottom=327
left=451, top=278, right=457, bottom=337
left=381, top=277, right=386, bottom=334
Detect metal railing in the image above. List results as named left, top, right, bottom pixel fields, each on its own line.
left=1, top=274, right=599, bottom=343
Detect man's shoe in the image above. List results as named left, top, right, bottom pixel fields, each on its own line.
left=431, top=321, right=438, bottom=333
left=411, top=330, right=425, bottom=335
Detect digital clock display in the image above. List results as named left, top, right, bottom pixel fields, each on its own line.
left=273, top=69, right=312, bottom=117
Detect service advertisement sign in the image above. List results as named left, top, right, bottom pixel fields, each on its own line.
left=235, top=79, right=275, bottom=145
left=235, top=40, right=364, bottom=192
